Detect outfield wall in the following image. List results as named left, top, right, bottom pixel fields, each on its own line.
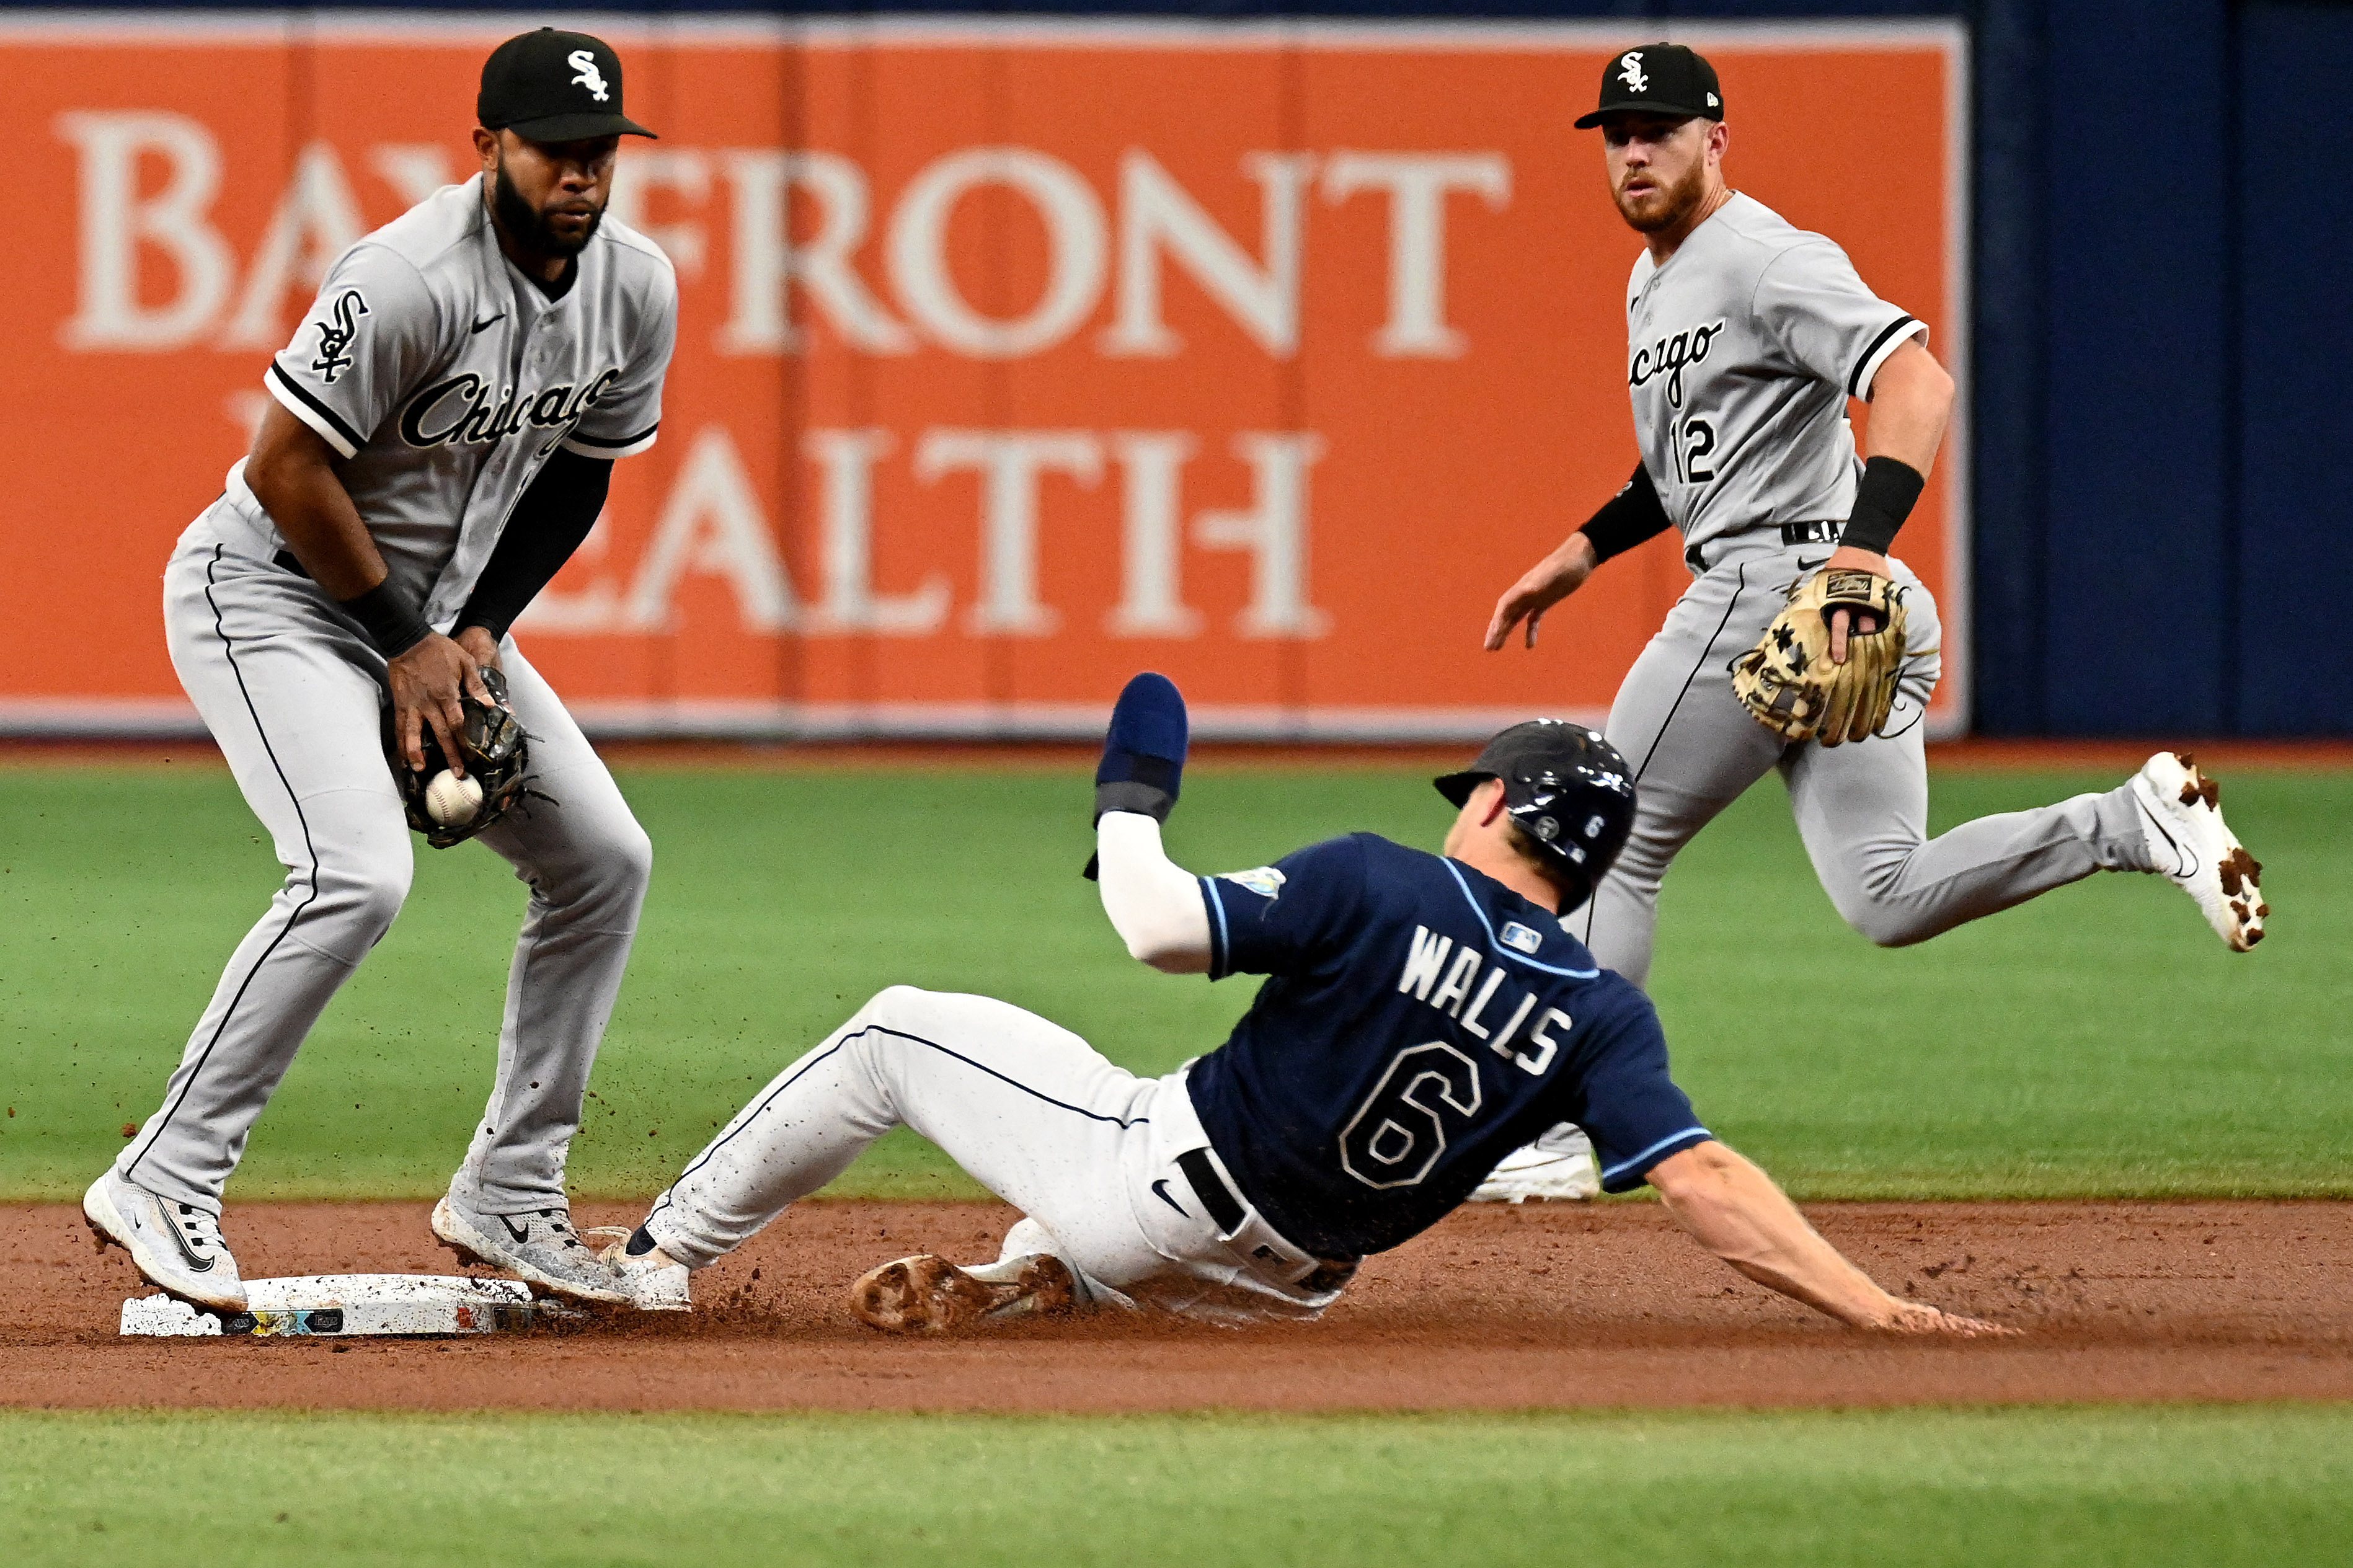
left=0, top=11, right=1964, bottom=742
left=4, top=1, right=2334, bottom=739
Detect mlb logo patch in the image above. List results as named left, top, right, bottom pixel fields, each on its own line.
left=1500, top=921, right=1544, bottom=955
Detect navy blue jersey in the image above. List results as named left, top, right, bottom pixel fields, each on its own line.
left=1186, top=834, right=1709, bottom=1259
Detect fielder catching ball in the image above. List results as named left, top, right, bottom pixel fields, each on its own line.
left=1473, top=44, right=2268, bottom=1202
left=594, top=675, right=2003, bottom=1339
left=87, top=29, right=676, bottom=1311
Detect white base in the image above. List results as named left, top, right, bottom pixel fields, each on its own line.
left=120, top=1273, right=554, bottom=1338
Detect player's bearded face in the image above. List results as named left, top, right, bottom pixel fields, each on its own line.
left=1606, top=118, right=1711, bottom=233
left=490, top=136, right=615, bottom=259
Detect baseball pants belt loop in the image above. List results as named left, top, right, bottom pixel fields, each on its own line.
left=1176, top=1144, right=1359, bottom=1293
left=1778, top=520, right=1844, bottom=547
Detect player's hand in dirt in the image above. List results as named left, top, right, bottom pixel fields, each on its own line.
left=1821, top=543, right=1894, bottom=664
left=389, top=631, right=494, bottom=776
left=1485, top=532, right=1600, bottom=651
left=1872, top=1298, right=2020, bottom=1338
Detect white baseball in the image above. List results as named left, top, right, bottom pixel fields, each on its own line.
left=423, top=769, right=484, bottom=825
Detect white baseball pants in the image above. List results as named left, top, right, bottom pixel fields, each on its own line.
left=118, top=521, right=652, bottom=1215
left=643, top=985, right=1346, bottom=1322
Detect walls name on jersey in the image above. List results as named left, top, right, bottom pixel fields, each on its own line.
left=1627, top=319, right=1724, bottom=410
left=396, top=368, right=624, bottom=451
left=1395, top=924, right=1567, bottom=1077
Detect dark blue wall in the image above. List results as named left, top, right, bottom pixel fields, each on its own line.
left=34, top=0, right=2353, bottom=734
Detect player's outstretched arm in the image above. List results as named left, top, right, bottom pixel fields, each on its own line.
left=1647, top=1141, right=2014, bottom=1336
left=1088, top=673, right=1212, bottom=973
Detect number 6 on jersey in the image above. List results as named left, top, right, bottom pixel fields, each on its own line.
left=1339, top=1043, right=1482, bottom=1189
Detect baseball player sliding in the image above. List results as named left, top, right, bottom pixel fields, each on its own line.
left=1471, top=43, right=2268, bottom=1204
left=593, top=675, right=2003, bottom=1340
left=86, top=30, right=676, bottom=1311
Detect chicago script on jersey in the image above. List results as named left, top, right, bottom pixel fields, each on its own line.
left=1627, top=319, right=1724, bottom=409
left=397, top=368, right=623, bottom=449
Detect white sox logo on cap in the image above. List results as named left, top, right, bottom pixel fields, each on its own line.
left=1618, top=51, right=1648, bottom=93
left=568, top=48, right=609, bottom=102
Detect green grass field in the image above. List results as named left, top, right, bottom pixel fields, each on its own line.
left=6, top=1405, right=2351, bottom=1567
left=2, top=762, right=2346, bottom=1202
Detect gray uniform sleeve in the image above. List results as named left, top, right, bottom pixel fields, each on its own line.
left=266, top=244, right=442, bottom=459
left=1750, top=240, right=1926, bottom=401
left=562, top=262, right=675, bottom=460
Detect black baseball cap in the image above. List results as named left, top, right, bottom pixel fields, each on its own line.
left=1574, top=42, right=1724, bottom=130
left=479, top=29, right=656, bottom=143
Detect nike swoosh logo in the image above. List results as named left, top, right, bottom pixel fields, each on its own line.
left=499, top=1215, right=531, bottom=1244
left=1150, top=1179, right=1188, bottom=1217
left=471, top=314, right=505, bottom=334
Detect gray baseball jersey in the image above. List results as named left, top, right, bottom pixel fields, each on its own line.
left=1624, top=192, right=1924, bottom=551
left=233, top=173, right=677, bottom=626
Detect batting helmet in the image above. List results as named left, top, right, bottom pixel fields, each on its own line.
left=1434, top=720, right=1637, bottom=908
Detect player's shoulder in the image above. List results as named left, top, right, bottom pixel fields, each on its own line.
left=357, top=178, right=486, bottom=277
left=589, top=212, right=680, bottom=303
left=1696, top=193, right=1848, bottom=278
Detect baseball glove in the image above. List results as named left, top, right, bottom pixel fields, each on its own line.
left=1730, top=569, right=1910, bottom=746
left=388, top=667, right=537, bottom=848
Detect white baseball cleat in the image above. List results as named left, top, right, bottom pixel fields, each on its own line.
left=2130, top=751, right=2267, bottom=952
left=1468, top=1123, right=1602, bottom=1203
left=432, top=1193, right=631, bottom=1305
left=849, top=1252, right=1076, bottom=1335
left=83, top=1167, right=247, bottom=1312
left=587, top=1227, right=692, bottom=1313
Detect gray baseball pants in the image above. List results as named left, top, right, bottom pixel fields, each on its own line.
left=117, top=522, right=652, bottom=1216
left=1574, top=531, right=2156, bottom=988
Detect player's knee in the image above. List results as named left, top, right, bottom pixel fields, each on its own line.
left=602, top=818, right=654, bottom=899
left=309, top=838, right=414, bottom=942
left=1834, top=893, right=1930, bottom=949
left=862, top=984, right=940, bottom=1024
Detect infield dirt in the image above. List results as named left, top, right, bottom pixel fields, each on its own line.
left=7, top=1199, right=2347, bottom=1412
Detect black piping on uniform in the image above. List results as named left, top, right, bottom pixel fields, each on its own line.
left=1583, top=563, right=1750, bottom=946
left=648, top=1021, right=1150, bottom=1226
left=125, top=544, right=326, bottom=1189
left=1847, top=315, right=1918, bottom=398
left=563, top=422, right=659, bottom=450
left=268, top=363, right=366, bottom=454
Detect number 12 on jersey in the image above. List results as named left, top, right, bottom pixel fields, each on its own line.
left=1670, top=417, right=1716, bottom=484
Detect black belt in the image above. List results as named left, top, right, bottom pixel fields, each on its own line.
left=1175, top=1147, right=1247, bottom=1233
left=273, top=549, right=312, bottom=580
left=1174, top=1147, right=1360, bottom=1293
left=1685, top=520, right=1842, bottom=574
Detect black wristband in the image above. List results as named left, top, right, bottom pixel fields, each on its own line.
left=1577, top=461, right=1672, bottom=564
left=340, top=581, right=433, bottom=659
left=1840, top=456, right=1926, bottom=557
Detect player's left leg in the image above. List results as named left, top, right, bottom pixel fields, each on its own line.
left=639, top=986, right=1168, bottom=1299
left=430, top=639, right=651, bottom=1300
left=1781, top=566, right=2166, bottom=947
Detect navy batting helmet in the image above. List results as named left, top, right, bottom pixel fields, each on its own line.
left=1434, top=720, right=1637, bottom=908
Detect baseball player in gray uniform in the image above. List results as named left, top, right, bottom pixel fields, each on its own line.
left=84, top=29, right=676, bottom=1309
left=1473, top=44, right=2267, bottom=1202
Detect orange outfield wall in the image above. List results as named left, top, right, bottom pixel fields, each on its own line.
left=0, top=17, right=1966, bottom=738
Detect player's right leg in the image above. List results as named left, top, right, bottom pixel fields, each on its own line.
left=92, top=533, right=414, bottom=1309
